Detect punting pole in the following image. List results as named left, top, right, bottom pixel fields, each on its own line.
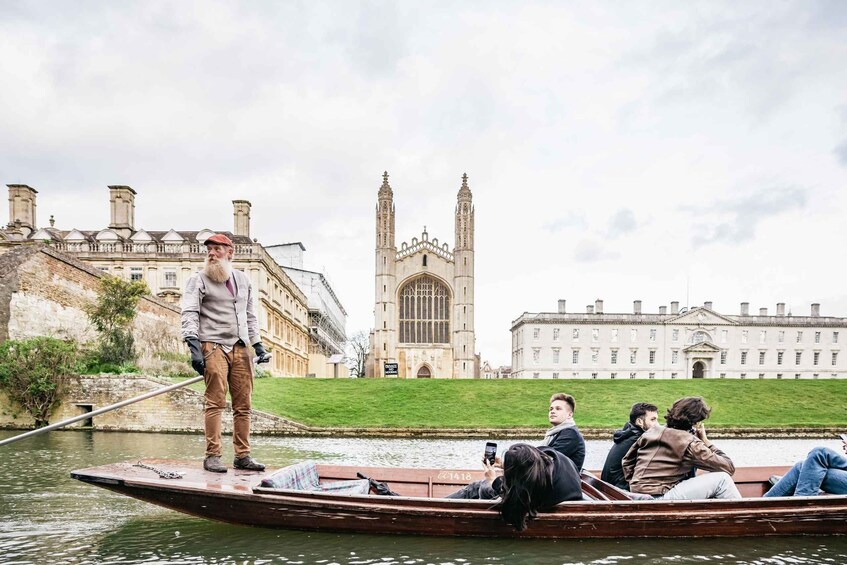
left=0, top=374, right=204, bottom=448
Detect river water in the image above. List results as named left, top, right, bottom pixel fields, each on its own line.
left=1, top=430, right=845, bottom=564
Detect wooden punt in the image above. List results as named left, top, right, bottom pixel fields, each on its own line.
left=71, top=459, right=847, bottom=538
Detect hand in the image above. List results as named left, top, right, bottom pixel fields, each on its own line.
left=185, top=337, right=205, bottom=375
left=493, top=455, right=503, bottom=469
left=694, top=422, right=712, bottom=446
left=253, top=342, right=270, bottom=364
left=482, top=459, right=497, bottom=483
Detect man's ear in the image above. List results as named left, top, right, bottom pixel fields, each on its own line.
left=635, top=417, right=644, bottom=428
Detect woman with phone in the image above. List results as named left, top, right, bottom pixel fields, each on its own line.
left=496, top=443, right=583, bottom=531
left=764, top=435, right=847, bottom=497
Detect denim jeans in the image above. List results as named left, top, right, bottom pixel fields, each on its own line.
left=661, top=472, right=741, bottom=500
left=764, top=447, right=847, bottom=497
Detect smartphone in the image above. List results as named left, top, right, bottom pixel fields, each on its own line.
left=484, top=442, right=497, bottom=465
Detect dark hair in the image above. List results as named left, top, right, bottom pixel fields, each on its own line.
left=665, top=397, right=711, bottom=430
left=496, top=444, right=554, bottom=531
left=629, top=402, right=658, bottom=425
left=550, top=393, right=575, bottom=413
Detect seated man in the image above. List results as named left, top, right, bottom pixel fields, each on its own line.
left=622, top=396, right=741, bottom=500
left=764, top=437, right=847, bottom=497
left=600, top=402, right=658, bottom=490
left=446, top=392, right=586, bottom=500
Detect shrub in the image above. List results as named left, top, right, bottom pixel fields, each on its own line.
left=0, top=337, right=78, bottom=427
left=85, top=276, right=149, bottom=365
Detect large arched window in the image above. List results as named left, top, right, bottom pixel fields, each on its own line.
left=399, top=275, right=450, bottom=344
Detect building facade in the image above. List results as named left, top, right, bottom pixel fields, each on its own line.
left=266, top=242, right=348, bottom=378
left=511, top=299, right=846, bottom=379
left=367, top=172, right=478, bottom=378
left=1, top=184, right=309, bottom=377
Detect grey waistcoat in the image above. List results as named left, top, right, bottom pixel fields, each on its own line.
left=180, top=269, right=258, bottom=346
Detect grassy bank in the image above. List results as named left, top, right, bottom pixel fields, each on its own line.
left=247, top=378, right=847, bottom=429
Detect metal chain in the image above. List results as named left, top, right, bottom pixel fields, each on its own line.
left=133, top=461, right=184, bottom=480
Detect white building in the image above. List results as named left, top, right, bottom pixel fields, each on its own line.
left=511, top=299, right=846, bottom=379
left=266, top=242, right=348, bottom=378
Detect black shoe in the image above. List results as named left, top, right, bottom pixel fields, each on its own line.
left=203, top=455, right=227, bottom=473
left=233, top=455, right=265, bottom=471
left=768, top=475, right=782, bottom=487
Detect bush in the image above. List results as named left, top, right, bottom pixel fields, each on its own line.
left=85, top=276, right=148, bottom=365
left=0, top=337, right=78, bottom=427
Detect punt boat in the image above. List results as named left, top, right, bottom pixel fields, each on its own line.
left=71, top=459, right=847, bottom=538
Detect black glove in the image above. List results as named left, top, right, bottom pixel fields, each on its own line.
left=253, top=342, right=270, bottom=364
left=185, top=337, right=205, bottom=375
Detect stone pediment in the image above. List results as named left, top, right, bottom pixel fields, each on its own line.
left=64, top=229, right=88, bottom=241
left=29, top=228, right=58, bottom=241
left=667, top=307, right=736, bottom=326
left=683, top=341, right=722, bottom=353
left=161, top=229, right=185, bottom=242
left=130, top=229, right=153, bottom=242
left=95, top=229, right=120, bottom=241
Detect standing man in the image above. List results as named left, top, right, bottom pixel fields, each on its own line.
left=600, top=402, right=658, bottom=490
left=181, top=233, right=271, bottom=473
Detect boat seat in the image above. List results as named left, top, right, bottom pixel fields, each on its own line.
left=257, top=461, right=370, bottom=495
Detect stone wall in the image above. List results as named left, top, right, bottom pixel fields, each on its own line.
left=0, top=373, right=306, bottom=434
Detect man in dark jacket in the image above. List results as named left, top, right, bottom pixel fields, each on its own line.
left=600, top=402, right=658, bottom=489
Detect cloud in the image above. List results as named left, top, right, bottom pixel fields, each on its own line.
left=543, top=212, right=586, bottom=233
left=573, top=239, right=620, bottom=263
left=688, top=186, right=808, bottom=248
left=835, top=140, right=847, bottom=167
left=606, top=208, right=637, bottom=239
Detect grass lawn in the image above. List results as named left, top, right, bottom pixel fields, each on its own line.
left=242, top=378, right=847, bottom=429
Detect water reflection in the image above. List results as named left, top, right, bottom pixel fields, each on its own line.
left=0, top=430, right=845, bottom=565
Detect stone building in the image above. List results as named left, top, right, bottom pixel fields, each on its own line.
left=367, top=172, right=478, bottom=378
left=511, top=299, right=846, bottom=379
left=266, top=242, right=348, bottom=378
left=1, top=184, right=309, bottom=377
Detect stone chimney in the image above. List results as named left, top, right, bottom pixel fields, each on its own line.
left=759, top=308, right=768, bottom=316
left=704, top=301, right=713, bottom=310
left=671, top=301, right=679, bottom=315
left=633, top=300, right=642, bottom=315
left=776, top=303, right=785, bottom=316
left=811, top=303, right=820, bottom=317
left=659, top=306, right=667, bottom=315
left=740, top=302, right=749, bottom=316
left=7, top=184, right=37, bottom=237
left=557, top=299, right=566, bottom=314
left=586, top=305, right=594, bottom=314
left=233, top=199, right=251, bottom=238
left=108, top=185, right=136, bottom=238
left=595, top=299, right=603, bottom=314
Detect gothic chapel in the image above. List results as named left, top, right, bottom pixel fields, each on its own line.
left=367, top=172, right=478, bottom=378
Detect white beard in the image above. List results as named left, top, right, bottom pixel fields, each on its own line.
left=204, top=257, right=233, bottom=284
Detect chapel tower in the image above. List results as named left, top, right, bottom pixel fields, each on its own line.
left=372, top=171, right=397, bottom=373
left=453, top=173, right=476, bottom=378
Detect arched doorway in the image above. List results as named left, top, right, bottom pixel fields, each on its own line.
left=417, top=365, right=432, bottom=378
left=692, top=361, right=705, bottom=379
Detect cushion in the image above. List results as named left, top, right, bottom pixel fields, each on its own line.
left=259, top=461, right=369, bottom=495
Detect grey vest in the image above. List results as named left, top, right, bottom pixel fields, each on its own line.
left=197, top=271, right=251, bottom=346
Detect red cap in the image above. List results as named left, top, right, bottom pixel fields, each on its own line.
left=203, top=233, right=233, bottom=247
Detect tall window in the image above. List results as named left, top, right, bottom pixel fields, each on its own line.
left=572, top=350, right=579, bottom=364
left=720, top=351, right=727, bottom=364
left=611, top=349, right=618, bottom=364
left=649, top=350, right=656, bottom=364
left=164, top=270, right=177, bottom=288
left=815, top=331, right=821, bottom=344
left=741, top=351, right=747, bottom=365
left=813, top=351, right=820, bottom=366
left=532, top=348, right=540, bottom=364
left=741, top=330, right=748, bottom=344
left=759, top=351, right=766, bottom=365
left=778, top=331, right=785, bottom=343
left=672, top=329, right=679, bottom=342
left=553, top=328, right=560, bottom=341
left=833, top=352, right=839, bottom=366
left=552, top=349, right=560, bottom=364
left=398, top=276, right=450, bottom=344
left=795, top=351, right=802, bottom=364
left=649, top=329, right=657, bottom=342
left=630, top=349, right=637, bottom=364
left=130, top=267, right=143, bottom=281
left=777, top=351, right=784, bottom=365
left=533, top=328, right=540, bottom=339
left=591, top=349, right=599, bottom=364
left=834, top=331, right=839, bottom=344
left=693, top=331, right=708, bottom=344
left=760, top=331, right=767, bottom=344
left=797, top=331, right=803, bottom=343
left=592, top=328, right=599, bottom=342
left=672, top=350, right=679, bottom=364
left=572, top=328, right=579, bottom=341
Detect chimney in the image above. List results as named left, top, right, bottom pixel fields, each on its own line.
left=7, top=184, right=37, bottom=237
left=586, top=305, right=594, bottom=314
left=633, top=300, right=642, bottom=315
left=557, top=299, right=566, bottom=314
left=759, top=308, right=768, bottom=316
left=671, top=301, right=679, bottom=315
left=811, top=303, right=820, bottom=317
left=108, top=185, right=136, bottom=238
left=776, top=303, right=785, bottom=316
left=659, top=306, right=667, bottom=315
left=704, top=301, right=713, bottom=310
left=740, top=302, right=749, bottom=316
left=233, top=199, right=251, bottom=238
left=595, top=299, right=603, bottom=314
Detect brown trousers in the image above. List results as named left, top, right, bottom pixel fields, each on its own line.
left=202, top=341, right=254, bottom=458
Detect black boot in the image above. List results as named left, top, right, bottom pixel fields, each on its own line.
left=204, top=455, right=227, bottom=473
left=233, top=455, right=265, bottom=471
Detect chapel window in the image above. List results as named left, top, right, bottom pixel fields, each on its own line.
left=398, top=275, right=450, bottom=344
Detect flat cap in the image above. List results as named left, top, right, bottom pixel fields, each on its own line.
left=203, top=233, right=233, bottom=247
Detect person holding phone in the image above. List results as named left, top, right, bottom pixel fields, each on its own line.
left=764, top=435, right=847, bottom=497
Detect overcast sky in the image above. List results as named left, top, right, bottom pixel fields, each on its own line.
left=2, top=1, right=846, bottom=366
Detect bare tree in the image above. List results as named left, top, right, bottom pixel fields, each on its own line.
left=346, top=330, right=370, bottom=378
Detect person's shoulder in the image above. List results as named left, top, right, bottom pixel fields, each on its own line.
left=542, top=447, right=578, bottom=471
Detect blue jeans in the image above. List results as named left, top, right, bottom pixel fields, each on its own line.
left=764, top=447, right=847, bottom=497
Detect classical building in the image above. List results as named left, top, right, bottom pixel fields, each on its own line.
left=266, top=242, right=348, bottom=378
left=511, top=299, right=846, bottom=379
left=367, top=172, right=478, bottom=378
left=1, top=184, right=309, bottom=377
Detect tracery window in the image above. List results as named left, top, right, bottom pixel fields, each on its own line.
left=398, top=275, right=450, bottom=344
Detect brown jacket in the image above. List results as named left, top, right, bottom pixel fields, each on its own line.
left=621, top=426, right=735, bottom=495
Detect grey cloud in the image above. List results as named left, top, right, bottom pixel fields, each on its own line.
left=573, top=239, right=619, bottom=263
left=835, top=140, right=847, bottom=167
left=543, top=212, right=586, bottom=233
left=607, top=208, right=637, bottom=239
left=688, top=186, right=808, bottom=248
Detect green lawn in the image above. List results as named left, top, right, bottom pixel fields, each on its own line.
left=243, top=378, right=847, bottom=429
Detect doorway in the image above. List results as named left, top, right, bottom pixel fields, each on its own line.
left=417, top=365, right=432, bottom=378
left=692, top=361, right=705, bottom=379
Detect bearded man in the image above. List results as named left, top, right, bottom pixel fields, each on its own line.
left=181, top=233, right=270, bottom=473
